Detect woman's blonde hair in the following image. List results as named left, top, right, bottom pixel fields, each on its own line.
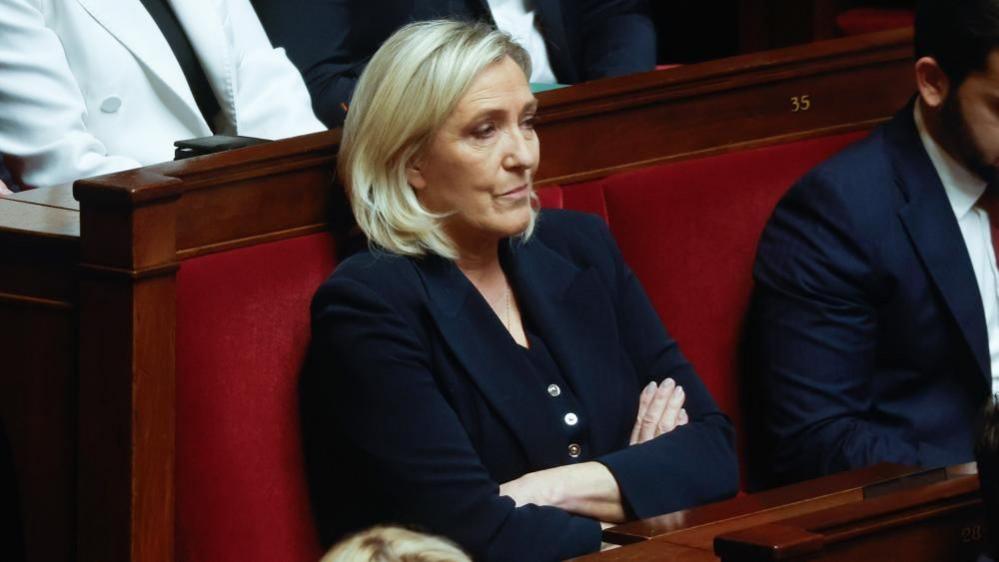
left=320, top=526, right=471, bottom=562
left=338, top=20, right=535, bottom=259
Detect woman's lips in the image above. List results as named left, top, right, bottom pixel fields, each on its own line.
left=497, top=185, right=529, bottom=200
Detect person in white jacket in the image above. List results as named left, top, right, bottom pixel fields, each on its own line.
left=0, top=0, right=325, bottom=189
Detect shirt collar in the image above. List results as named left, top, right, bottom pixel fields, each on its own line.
left=914, top=100, right=987, bottom=220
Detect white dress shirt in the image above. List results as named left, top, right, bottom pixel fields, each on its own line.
left=914, top=101, right=999, bottom=392
left=486, top=0, right=558, bottom=84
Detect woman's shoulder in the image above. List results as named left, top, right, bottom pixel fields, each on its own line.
left=312, top=249, right=425, bottom=314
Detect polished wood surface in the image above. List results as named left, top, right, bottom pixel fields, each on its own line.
left=715, top=469, right=984, bottom=561
left=604, top=463, right=918, bottom=544
left=577, top=464, right=984, bottom=562
left=536, top=28, right=913, bottom=184
left=0, top=30, right=921, bottom=562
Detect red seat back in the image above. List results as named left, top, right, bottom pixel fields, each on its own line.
left=175, top=233, right=336, bottom=562
left=540, top=132, right=866, bottom=468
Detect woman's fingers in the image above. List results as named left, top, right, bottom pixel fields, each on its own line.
left=629, top=382, right=657, bottom=444
left=657, top=385, right=685, bottom=434
left=638, top=378, right=675, bottom=443
left=677, top=408, right=689, bottom=427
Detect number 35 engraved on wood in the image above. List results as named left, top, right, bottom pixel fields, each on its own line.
left=962, top=524, right=983, bottom=543
left=790, top=95, right=812, bottom=112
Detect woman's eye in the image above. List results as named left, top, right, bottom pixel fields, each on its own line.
left=521, top=115, right=537, bottom=130
left=472, top=123, right=496, bottom=139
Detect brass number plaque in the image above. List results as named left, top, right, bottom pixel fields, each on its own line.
left=962, top=524, right=984, bottom=543
left=791, top=95, right=812, bottom=113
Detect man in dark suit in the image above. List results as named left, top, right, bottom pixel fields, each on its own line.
left=748, top=0, right=999, bottom=489
left=252, top=0, right=656, bottom=127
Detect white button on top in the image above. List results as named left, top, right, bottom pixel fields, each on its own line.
left=563, top=412, right=578, bottom=426
left=568, top=443, right=582, bottom=458
left=100, top=96, right=122, bottom=113
left=547, top=384, right=561, bottom=397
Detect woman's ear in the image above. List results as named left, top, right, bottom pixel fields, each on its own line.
left=915, top=56, right=951, bottom=109
left=406, top=159, right=427, bottom=190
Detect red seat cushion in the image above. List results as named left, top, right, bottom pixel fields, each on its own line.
left=544, top=133, right=866, bottom=474
left=176, top=232, right=336, bottom=562
left=836, top=8, right=914, bottom=36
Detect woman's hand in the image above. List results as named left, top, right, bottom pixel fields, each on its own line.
left=629, top=378, right=688, bottom=445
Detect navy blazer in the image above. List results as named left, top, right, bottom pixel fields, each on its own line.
left=302, top=210, right=737, bottom=561
left=252, top=0, right=656, bottom=127
left=748, top=101, right=993, bottom=489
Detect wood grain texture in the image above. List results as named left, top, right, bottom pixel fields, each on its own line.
left=714, top=473, right=986, bottom=561
left=604, top=463, right=916, bottom=544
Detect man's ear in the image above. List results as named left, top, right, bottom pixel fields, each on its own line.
left=915, top=56, right=951, bottom=109
left=406, top=158, right=427, bottom=190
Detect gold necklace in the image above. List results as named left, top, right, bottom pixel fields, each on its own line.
left=504, top=286, right=511, bottom=331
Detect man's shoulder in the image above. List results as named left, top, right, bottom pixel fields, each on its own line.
left=802, top=127, right=895, bottom=197
left=777, top=126, right=905, bottom=227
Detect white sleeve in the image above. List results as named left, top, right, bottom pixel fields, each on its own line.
left=225, top=0, right=326, bottom=138
left=0, top=0, right=141, bottom=189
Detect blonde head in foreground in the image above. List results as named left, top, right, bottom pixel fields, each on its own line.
left=321, top=526, right=472, bottom=562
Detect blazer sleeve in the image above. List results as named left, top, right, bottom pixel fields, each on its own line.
left=253, top=0, right=377, bottom=128
left=0, top=0, right=142, bottom=189
left=577, top=0, right=656, bottom=80
left=310, top=275, right=601, bottom=562
left=225, top=0, right=325, bottom=138
left=750, top=170, right=920, bottom=484
left=583, top=217, right=740, bottom=518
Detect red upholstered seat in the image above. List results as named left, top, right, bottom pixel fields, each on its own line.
left=836, top=7, right=914, bottom=36
left=176, top=232, right=336, bottom=562
left=540, top=132, right=866, bottom=471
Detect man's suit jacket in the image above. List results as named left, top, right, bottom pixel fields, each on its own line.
left=253, top=0, right=656, bottom=127
left=303, top=210, right=738, bottom=562
left=748, top=101, right=992, bottom=489
left=0, top=0, right=324, bottom=189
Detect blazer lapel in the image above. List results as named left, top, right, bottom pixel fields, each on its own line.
left=503, top=236, right=628, bottom=454
left=415, top=254, right=566, bottom=469
left=892, top=103, right=991, bottom=383
left=75, top=0, right=202, bottom=122
left=170, top=0, right=236, bottom=126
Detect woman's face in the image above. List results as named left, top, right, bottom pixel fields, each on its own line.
left=407, top=56, right=539, bottom=250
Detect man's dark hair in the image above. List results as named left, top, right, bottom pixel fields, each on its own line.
left=916, top=0, right=999, bottom=86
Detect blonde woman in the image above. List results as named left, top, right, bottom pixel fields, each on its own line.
left=303, top=20, right=738, bottom=562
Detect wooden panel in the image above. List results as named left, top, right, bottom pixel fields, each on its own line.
left=714, top=474, right=987, bottom=561
left=604, top=463, right=916, bottom=544
left=536, top=28, right=913, bottom=184
left=76, top=192, right=179, bottom=562
left=0, top=302, right=77, bottom=562
left=0, top=211, right=79, bottom=562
